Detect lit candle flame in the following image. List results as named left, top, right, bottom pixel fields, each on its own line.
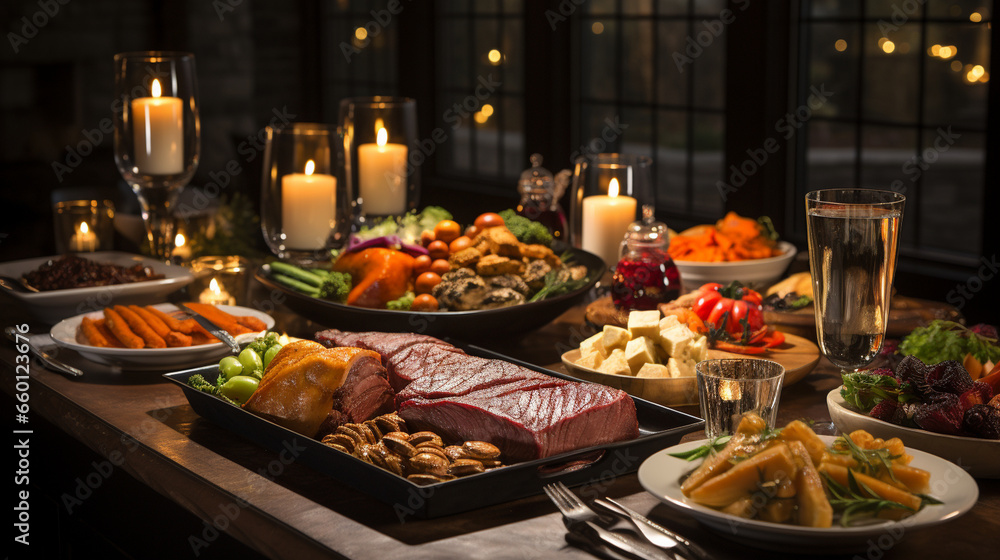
left=79, top=222, right=90, bottom=234
left=174, top=232, right=185, bottom=247
left=151, top=78, right=162, bottom=98
left=209, top=277, right=222, bottom=294
left=608, top=178, right=620, bottom=198
left=376, top=127, right=388, bottom=148
left=374, top=118, right=384, bottom=136
left=304, top=159, right=315, bottom=175
left=720, top=379, right=742, bottom=401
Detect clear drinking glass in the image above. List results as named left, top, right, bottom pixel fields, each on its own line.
left=260, top=123, right=348, bottom=262
left=112, top=52, right=199, bottom=261
left=338, top=97, right=419, bottom=219
left=696, top=359, right=785, bottom=438
left=569, top=153, right=654, bottom=269
left=806, top=189, right=905, bottom=372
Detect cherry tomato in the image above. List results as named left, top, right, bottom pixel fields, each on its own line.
left=411, top=293, right=439, bottom=312
left=729, top=300, right=764, bottom=341
left=434, top=220, right=462, bottom=244
left=741, top=288, right=764, bottom=306
left=412, top=254, right=432, bottom=275
left=474, top=212, right=504, bottom=230
left=449, top=235, right=472, bottom=253
left=430, top=259, right=452, bottom=275
left=420, top=229, right=436, bottom=247
left=692, top=290, right=723, bottom=320
left=699, top=283, right=724, bottom=294
left=465, top=225, right=480, bottom=238
left=427, top=240, right=450, bottom=260
left=414, top=271, right=442, bottom=294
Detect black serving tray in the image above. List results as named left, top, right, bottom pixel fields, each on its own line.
left=253, top=246, right=605, bottom=339
left=164, top=343, right=703, bottom=519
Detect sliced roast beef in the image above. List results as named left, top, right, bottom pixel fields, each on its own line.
left=315, top=329, right=453, bottom=361
left=384, top=342, right=468, bottom=392
left=395, top=354, right=566, bottom=404
left=398, top=382, right=639, bottom=462
left=330, top=356, right=395, bottom=424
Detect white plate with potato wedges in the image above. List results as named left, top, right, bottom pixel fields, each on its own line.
left=560, top=310, right=820, bottom=406
left=639, top=435, right=978, bottom=553
left=49, top=303, right=274, bottom=370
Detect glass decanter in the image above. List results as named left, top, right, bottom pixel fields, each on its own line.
left=612, top=205, right=681, bottom=310
left=516, top=153, right=567, bottom=241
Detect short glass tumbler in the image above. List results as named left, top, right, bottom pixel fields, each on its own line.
left=696, top=359, right=785, bottom=438
left=260, top=123, right=348, bottom=262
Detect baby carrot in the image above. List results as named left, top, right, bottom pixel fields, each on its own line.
left=103, top=307, right=144, bottom=349
left=129, top=305, right=171, bottom=338
left=114, top=305, right=166, bottom=349
left=183, top=302, right=253, bottom=336
left=80, top=316, right=114, bottom=347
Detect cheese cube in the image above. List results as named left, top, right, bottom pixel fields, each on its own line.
left=667, top=356, right=697, bottom=378
left=659, top=325, right=694, bottom=357
left=597, top=349, right=631, bottom=376
left=636, top=363, right=671, bottom=379
left=625, top=336, right=658, bottom=374
left=688, top=336, right=709, bottom=362
left=575, top=350, right=604, bottom=370
left=627, top=310, right=662, bottom=340
left=580, top=332, right=607, bottom=358
left=658, top=315, right=681, bottom=332
left=601, top=325, right=631, bottom=352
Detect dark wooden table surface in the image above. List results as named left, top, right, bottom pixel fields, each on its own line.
left=2, top=287, right=997, bottom=560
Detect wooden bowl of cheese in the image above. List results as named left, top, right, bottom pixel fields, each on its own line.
left=561, top=310, right=708, bottom=406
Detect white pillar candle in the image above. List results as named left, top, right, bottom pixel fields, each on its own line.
left=358, top=127, right=408, bottom=215
left=581, top=178, right=637, bottom=267
left=69, top=222, right=98, bottom=252
left=131, top=78, right=184, bottom=175
left=281, top=159, right=337, bottom=249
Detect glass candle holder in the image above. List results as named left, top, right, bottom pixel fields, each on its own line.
left=189, top=256, right=251, bottom=307
left=112, top=51, right=200, bottom=261
left=53, top=200, right=116, bottom=253
left=260, top=123, right=348, bottom=262
left=339, top=96, right=419, bottom=219
left=570, top=154, right=654, bottom=269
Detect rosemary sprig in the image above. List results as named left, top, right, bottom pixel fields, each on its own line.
left=830, top=435, right=901, bottom=483
left=668, top=435, right=731, bottom=461
left=822, top=471, right=913, bottom=526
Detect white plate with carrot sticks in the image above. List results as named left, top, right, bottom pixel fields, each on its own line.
left=49, top=303, right=274, bottom=369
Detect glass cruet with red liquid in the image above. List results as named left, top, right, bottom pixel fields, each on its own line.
left=516, top=153, right=567, bottom=241
left=612, top=205, right=681, bottom=310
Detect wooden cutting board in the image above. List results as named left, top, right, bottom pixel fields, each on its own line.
left=707, top=332, right=820, bottom=386
left=560, top=332, right=820, bottom=407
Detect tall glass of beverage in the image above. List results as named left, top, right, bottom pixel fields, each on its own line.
left=806, top=189, right=904, bottom=372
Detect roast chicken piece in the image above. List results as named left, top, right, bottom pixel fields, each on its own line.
left=332, top=247, right=414, bottom=308
left=243, top=340, right=382, bottom=437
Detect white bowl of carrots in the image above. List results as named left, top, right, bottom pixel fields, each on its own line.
left=672, top=241, right=797, bottom=293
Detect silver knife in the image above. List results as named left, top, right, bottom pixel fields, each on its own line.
left=600, top=498, right=710, bottom=560
left=174, top=303, right=241, bottom=354
left=4, top=327, right=83, bottom=377
left=564, top=518, right=674, bottom=560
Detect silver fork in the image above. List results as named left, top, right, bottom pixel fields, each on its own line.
left=544, top=482, right=675, bottom=560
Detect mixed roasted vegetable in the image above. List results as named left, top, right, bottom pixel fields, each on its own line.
left=266, top=207, right=590, bottom=312
left=673, top=414, right=941, bottom=527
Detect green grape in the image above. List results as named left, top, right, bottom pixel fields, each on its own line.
left=263, top=344, right=283, bottom=369
left=218, top=356, right=243, bottom=380
left=220, top=375, right=259, bottom=405
left=238, top=347, right=263, bottom=374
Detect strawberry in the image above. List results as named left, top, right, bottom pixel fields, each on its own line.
left=869, top=400, right=898, bottom=422
left=914, top=393, right=965, bottom=435
left=926, top=360, right=974, bottom=395
left=962, top=404, right=1000, bottom=439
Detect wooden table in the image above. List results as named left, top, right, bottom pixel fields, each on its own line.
left=2, top=294, right=997, bottom=559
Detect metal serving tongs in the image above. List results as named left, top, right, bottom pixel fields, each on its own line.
left=4, top=326, right=83, bottom=378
